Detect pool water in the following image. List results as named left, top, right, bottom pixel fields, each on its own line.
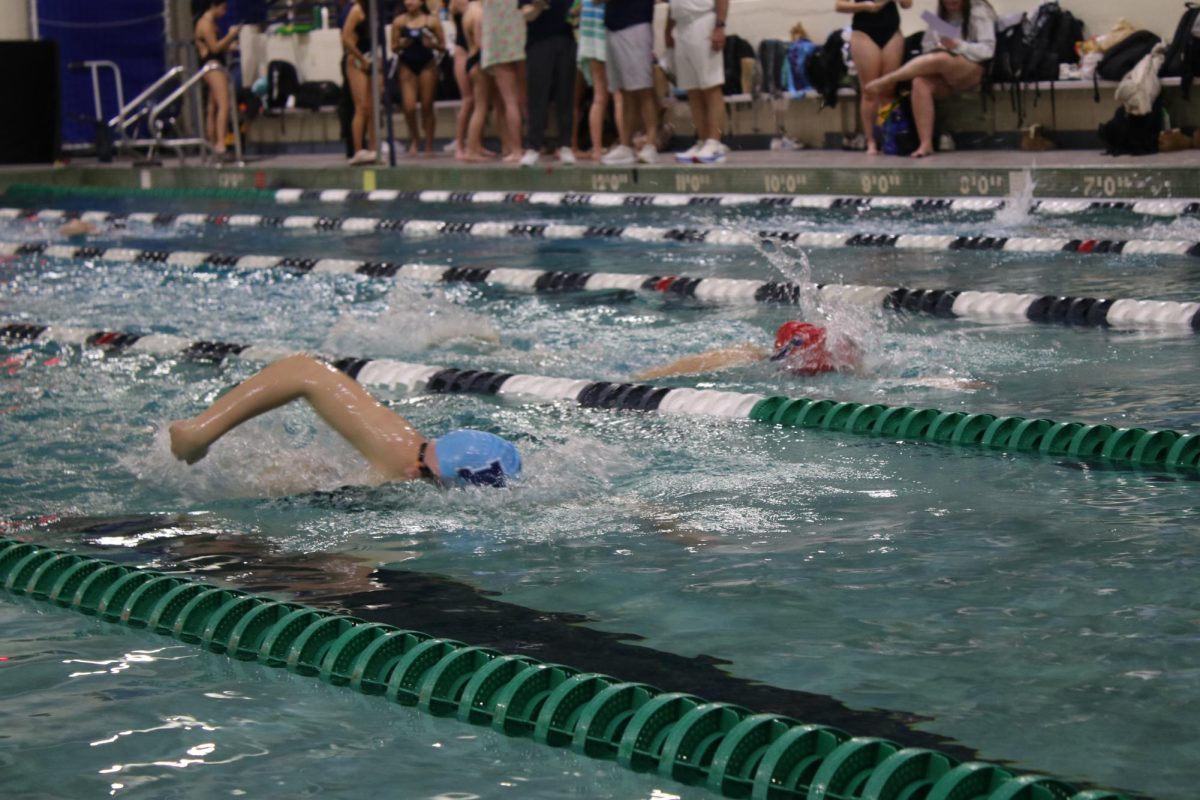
left=2, top=190, right=1199, bottom=799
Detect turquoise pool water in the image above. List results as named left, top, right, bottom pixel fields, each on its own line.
left=2, top=191, right=1199, bottom=799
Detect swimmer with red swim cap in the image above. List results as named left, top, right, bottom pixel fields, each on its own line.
left=635, top=320, right=863, bottom=381
left=169, top=354, right=521, bottom=488
left=636, top=320, right=987, bottom=389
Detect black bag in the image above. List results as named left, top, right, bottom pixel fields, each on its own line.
left=1099, top=98, right=1163, bottom=155
left=236, top=86, right=262, bottom=120
left=722, top=34, right=756, bottom=95
left=266, top=59, right=299, bottom=109
left=807, top=29, right=847, bottom=108
left=1020, top=1, right=1083, bottom=81
left=1097, top=31, right=1162, bottom=81
left=294, top=80, right=340, bottom=111
left=1159, top=2, right=1200, bottom=98
left=757, top=39, right=790, bottom=94
left=989, top=16, right=1027, bottom=83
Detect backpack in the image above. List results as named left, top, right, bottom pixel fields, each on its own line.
left=989, top=14, right=1027, bottom=83
left=757, top=39, right=790, bottom=94
left=722, top=34, right=756, bottom=95
left=808, top=29, right=847, bottom=108
left=1158, top=2, right=1200, bottom=99
left=1097, top=31, right=1161, bottom=81
left=876, top=94, right=919, bottom=156
left=294, top=81, right=341, bottom=111
left=1020, top=2, right=1083, bottom=82
left=266, top=60, right=300, bottom=110
left=1099, top=97, right=1163, bottom=155
left=785, top=39, right=818, bottom=92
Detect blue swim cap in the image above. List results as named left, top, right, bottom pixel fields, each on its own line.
left=433, top=429, right=522, bottom=487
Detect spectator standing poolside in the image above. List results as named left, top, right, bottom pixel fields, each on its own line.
left=482, top=0, right=528, bottom=161
left=865, top=0, right=995, bottom=157
left=451, top=0, right=478, bottom=158
left=463, top=0, right=498, bottom=160
left=836, top=0, right=912, bottom=156
left=342, top=0, right=379, bottom=164
left=597, top=0, right=659, bottom=165
left=666, top=0, right=729, bottom=163
left=519, top=0, right=579, bottom=166
left=194, top=0, right=242, bottom=159
left=574, top=0, right=615, bottom=160
left=392, top=0, right=445, bottom=156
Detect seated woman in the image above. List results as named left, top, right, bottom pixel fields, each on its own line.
left=864, top=0, right=995, bottom=158
left=392, top=0, right=445, bottom=156
left=169, top=354, right=521, bottom=488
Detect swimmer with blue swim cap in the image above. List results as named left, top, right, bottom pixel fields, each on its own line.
left=169, top=354, right=521, bottom=488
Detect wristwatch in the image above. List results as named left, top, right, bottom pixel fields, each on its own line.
left=714, top=19, right=725, bottom=27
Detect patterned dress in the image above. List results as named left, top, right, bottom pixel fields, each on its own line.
left=576, top=0, right=606, bottom=64
left=482, top=0, right=526, bottom=69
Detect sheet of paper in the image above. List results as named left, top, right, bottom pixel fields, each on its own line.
left=921, top=10, right=962, bottom=41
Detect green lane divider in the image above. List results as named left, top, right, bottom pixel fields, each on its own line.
left=3, top=182, right=272, bottom=202
left=749, top=396, right=1200, bottom=472
left=0, top=537, right=1135, bottom=800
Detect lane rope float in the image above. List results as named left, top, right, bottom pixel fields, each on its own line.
left=7, top=181, right=1200, bottom=221
left=4, top=205, right=1200, bottom=258
left=0, top=536, right=1135, bottom=800
left=4, top=238, right=1198, bottom=331
left=3, top=321, right=1198, bottom=475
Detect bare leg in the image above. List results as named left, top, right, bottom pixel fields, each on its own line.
left=587, top=60, right=609, bottom=159
left=465, top=65, right=494, bottom=160
left=169, top=354, right=424, bottom=479
left=491, top=62, right=523, bottom=160
left=347, top=61, right=375, bottom=153
left=419, top=66, right=438, bottom=154
left=399, top=65, right=421, bottom=153
left=686, top=89, right=709, bottom=142
left=865, top=51, right=980, bottom=98
left=703, top=85, right=724, bottom=143
left=849, top=31, right=883, bottom=155
left=202, top=70, right=230, bottom=154
left=636, top=88, right=658, bottom=148
left=453, top=51, right=474, bottom=157
left=909, top=74, right=951, bottom=158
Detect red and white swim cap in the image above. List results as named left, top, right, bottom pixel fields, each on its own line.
left=771, top=321, right=859, bottom=376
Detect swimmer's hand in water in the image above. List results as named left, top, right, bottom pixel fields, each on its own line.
left=169, top=420, right=209, bottom=464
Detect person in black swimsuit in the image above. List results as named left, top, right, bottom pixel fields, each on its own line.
left=194, top=0, right=242, bottom=158
left=392, top=0, right=445, bottom=156
left=835, top=0, right=911, bottom=155
left=343, top=0, right=378, bottom=164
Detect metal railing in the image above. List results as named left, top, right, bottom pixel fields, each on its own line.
left=145, top=62, right=243, bottom=166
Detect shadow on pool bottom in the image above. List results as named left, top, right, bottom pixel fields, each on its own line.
left=9, top=512, right=1145, bottom=797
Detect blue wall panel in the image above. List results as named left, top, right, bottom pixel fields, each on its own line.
left=38, top=0, right=166, bottom=144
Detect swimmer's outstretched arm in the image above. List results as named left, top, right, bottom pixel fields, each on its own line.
left=633, top=343, right=768, bottom=381
left=169, top=354, right=425, bottom=480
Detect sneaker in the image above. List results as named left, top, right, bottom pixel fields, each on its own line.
left=600, top=144, right=636, bottom=165
left=694, top=139, right=728, bottom=164
left=349, top=149, right=377, bottom=165
left=636, top=144, right=657, bottom=164
left=674, top=141, right=702, bottom=164
left=519, top=149, right=540, bottom=168
left=557, top=147, right=576, bottom=166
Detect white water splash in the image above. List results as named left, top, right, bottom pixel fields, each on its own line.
left=993, top=168, right=1038, bottom=229
left=323, top=278, right=500, bottom=357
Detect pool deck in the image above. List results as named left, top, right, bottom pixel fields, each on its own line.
left=3, top=148, right=1200, bottom=199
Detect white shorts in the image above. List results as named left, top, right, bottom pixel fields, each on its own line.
left=606, top=23, right=654, bottom=91
left=673, top=12, right=723, bottom=91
